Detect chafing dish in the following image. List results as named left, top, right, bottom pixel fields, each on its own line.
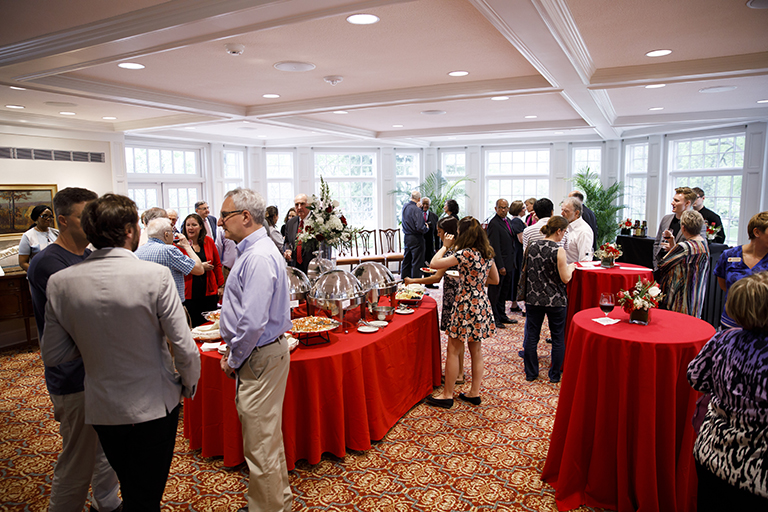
left=306, top=256, right=335, bottom=285
left=307, top=269, right=365, bottom=328
left=353, top=261, right=401, bottom=319
left=286, top=267, right=311, bottom=307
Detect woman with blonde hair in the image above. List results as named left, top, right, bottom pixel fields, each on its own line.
left=425, top=217, right=499, bottom=408
left=687, top=271, right=768, bottom=510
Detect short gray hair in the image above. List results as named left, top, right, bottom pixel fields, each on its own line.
left=146, top=217, right=172, bottom=239
left=681, top=210, right=704, bottom=235
left=411, top=190, right=421, bottom=201
left=224, top=188, right=266, bottom=226
left=141, top=207, right=168, bottom=226
left=562, top=196, right=582, bottom=216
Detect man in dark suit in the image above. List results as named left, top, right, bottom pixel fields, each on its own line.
left=569, top=190, right=598, bottom=250
left=421, top=197, right=439, bottom=285
left=282, top=193, right=313, bottom=274
left=486, top=199, right=517, bottom=328
left=692, top=187, right=725, bottom=244
left=195, top=201, right=218, bottom=241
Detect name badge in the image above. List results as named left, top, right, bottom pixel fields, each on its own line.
left=727, top=257, right=742, bottom=263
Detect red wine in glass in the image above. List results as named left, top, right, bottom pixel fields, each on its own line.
left=599, top=292, right=615, bottom=317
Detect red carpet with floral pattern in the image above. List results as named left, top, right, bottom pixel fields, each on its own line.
left=0, top=286, right=606, bottom=511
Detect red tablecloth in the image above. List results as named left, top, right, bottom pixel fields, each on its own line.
left=566, top=263, right=654, bottom=340
left=542, top=308, right=715, bottom=512
left=183, top=297, right=441, bottom=470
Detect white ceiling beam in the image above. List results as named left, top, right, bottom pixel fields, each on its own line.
left=614, top=107, right=768, bottom=127
left=377, top=118, right=588, bottom=138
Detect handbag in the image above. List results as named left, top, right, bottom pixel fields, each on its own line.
left=516, top=245, right=530, bottom=302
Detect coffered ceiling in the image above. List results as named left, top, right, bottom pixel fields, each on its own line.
left=1, top=0, right=767, bottom=147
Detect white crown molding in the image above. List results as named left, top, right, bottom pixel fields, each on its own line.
left=114, top=114, right=224, bottom=132
left=29, top=76, right=245, bottom=117
left=588, top=89, right=617, bottom=124
left=619, top=121, right=756, bottom=140
left=614, top=107, right=768, bottom=127
left=376, top=118, right=588, bottom=139
left=246, top=77, right=556, bottom=118
left=261, top=116, right=377, bottom=140
left=591, top=52, right=768, bottom=87
left=529, top=0, right=594, bottom=84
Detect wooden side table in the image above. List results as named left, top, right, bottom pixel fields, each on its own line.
left=0, top=271, right=34, bottom=344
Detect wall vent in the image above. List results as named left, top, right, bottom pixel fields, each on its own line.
left=0, top=147, right=105, bottom=162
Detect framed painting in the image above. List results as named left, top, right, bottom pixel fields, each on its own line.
left=0, top=184, right=58, bottom=239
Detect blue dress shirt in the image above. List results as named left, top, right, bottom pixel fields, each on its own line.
left=134, top=237, right=196, bottom=301
left=220, top=227, right=293, bottom=369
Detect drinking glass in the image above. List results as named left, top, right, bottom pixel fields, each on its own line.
left=599, top=292, right=615, bottom=317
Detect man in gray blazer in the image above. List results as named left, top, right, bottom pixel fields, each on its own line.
left=653, top=186, right=708, bottom=267
left=41, top=193, right=200, bottom=511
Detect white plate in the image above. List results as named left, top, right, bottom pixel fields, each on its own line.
left=357, top=325, right=379, bottom=333
left=368, top=320, right=388, bottom=327
left=395, top=308, right=414, bottom=315
left=445, top=270, right=459, bottom=278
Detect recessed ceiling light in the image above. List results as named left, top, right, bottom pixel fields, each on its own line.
left=19, top=120, right=28, bottom=123
left=333, top=111, right=348, bottom=114
left=262, top=94, right=280, bottom=99
left=118, top=62, right=145, bottom=70
left=421, top=110, right=446, bottom=115
left=699, top=86, right=737, bottom=93
left=649, top=107, right=664, bottom=111
left=9, top=86, right=26, bottom=91
left=392, top=124, right=403, bottom=128
left=102, top=116, right=117, bottom=120
left=645, top=49, right=672, bottom=57
left=447, top=137, right=457, bottom=140
left=554, top=131, right=564, bottom=135
left=6, top=104, right=25, bottom=109
left=59, top=111, right=76, bottom=115
left=448, top=71, right=469, bottom=77
left=645, top=84, right=666, bottom=89
left=274, top=61, right=316, bottom=72
left=758, top=99, right=768, bottom=104
left=184, top=127, right=196, bottom=130
left=491, top=96, right=509, bottom=101
left=257, top=135, right=267, bottom=138
left=346, top=14, right=380, bottom=25
left=524, top=115, right=538, bottom=119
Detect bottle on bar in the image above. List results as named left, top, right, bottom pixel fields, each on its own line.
left=641, top=220, right=648, bottom=237
left=633, top=220, right=641, bottom=236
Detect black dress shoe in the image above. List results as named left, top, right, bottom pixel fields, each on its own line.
left=526, top=375, right=537, bottom=382
left=518, top=350, right=524, bottom=358
left=495, top=322, right=506, bottom=329
left=500, top=317, right=518, bottom=324
left=550, top=377, right=561, bottom=384
left=508, top=307, right=522, bottom=313
left=458, top=393, right=481, bottom=406
left=91, top=503, right=123, bottom=512
left=425, top=396, right=454, bottom=409
left=237, top=507, right=248, bottom=512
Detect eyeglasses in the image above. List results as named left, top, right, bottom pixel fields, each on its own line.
left=39, top=214, right=54, bottom=220
left=220, top=209, right=245, bottom=222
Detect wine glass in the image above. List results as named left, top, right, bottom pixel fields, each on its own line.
left=599, top=293, right=615, bottom=317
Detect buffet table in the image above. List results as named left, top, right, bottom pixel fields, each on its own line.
left=183, top=296, right=441, bottom=470
left=542, top=308, right=715, bottom=512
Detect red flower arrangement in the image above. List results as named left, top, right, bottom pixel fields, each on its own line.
left=594, top=242, right=623, bottom=260
left=617, top=277, right=664, bottom=313
left=620, top=218, right=633, bottom=229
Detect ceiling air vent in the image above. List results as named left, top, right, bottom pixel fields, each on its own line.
left=54, top=150, right=72, bottom=161
left=16, top=148, right=33, bottom=159
left=72, top=151, right=89, bottom=162
left=33, top=149, right=53, bottom=161
left=90, top=152, right=105, bottom=163
left=0, top=147, right=13, bottom=159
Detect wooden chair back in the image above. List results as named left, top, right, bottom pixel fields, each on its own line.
left=357, top=229, right=378, bottom=256
left=379, top=228, right=401, bottom=254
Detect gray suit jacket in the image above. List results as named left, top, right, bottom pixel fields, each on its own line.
left=653, top=213, right=708, bottom=268
left=41, top=248, right=200, bottom=425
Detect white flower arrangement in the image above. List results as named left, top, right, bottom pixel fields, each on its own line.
left=618, top=277, right=664, bottom=313
left=297, top=177, right=358, bottom=249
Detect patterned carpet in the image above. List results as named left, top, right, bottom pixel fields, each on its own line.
left=0, top=286, right=606, bottom=512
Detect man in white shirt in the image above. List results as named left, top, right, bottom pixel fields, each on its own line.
left=523, top=198, right=569, bottom=251
left=560, top=197, right=594, bottom=264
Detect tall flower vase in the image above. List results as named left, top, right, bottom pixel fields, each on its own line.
left=600, top=257, right=615, bottom=268
left=629, top=308, right=650, bottom=325
left=316, top=241, right=337, bottom=269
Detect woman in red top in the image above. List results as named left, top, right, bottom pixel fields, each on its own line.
left=180, top=213, right=224, bottom=327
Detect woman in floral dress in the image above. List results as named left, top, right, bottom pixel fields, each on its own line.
left=425, top=217, right=499, bottom=408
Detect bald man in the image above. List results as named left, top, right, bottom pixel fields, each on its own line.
left=282, top=193, right=313, bottom=274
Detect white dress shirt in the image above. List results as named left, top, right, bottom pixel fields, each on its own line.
left=564, top=216, right=594, bottom=264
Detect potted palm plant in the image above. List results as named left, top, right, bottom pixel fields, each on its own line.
left=571, top=168, right=626, bottom=247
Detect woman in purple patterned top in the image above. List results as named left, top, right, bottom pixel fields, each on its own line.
left=687, top=271, right=768, bottom=510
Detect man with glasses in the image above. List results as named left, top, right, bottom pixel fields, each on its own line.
left=692, top=187, right=725, bottom=244
left=282, top=193, right=312, bottom=274
left=217, top=188, right=293, bottom=512
left=195, top=201, right=218, bottom=241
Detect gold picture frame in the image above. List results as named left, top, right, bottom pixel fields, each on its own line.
left=0, top=184, right=58, bottom=239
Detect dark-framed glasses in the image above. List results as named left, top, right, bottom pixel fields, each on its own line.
left=220, top=209, right=245, bottom=221
left=39, top=214, right=54, bottom=220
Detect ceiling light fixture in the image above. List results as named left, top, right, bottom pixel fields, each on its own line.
left=257, top=135, right=267, bottom=138
left=525, top=115, right=537, bottom=119
left=333, top=111, right=348, bottom=114
left=649, top=107, right=664, bottom=111
left=102, top=116, right=117, bottom=120
left=263, top=94, right=280, bottom=99
left=6, top=104, right=24, bottom=109
left=491, top=96, right=509, bottom=101
left=448, top=71, right=469, bottom=77
left=392, top=124, right=403, bottom=128
left=699, top=85, right=737, bottom=93
left=9, top=86, right=26, bottom=91
left=324, top=75, right=343, bottom=86
left=645, top=49, right=672, bottom=57
left=346, top=14, right=380, bottom=25
left=758, top=99, right=768, bottom=104
left=554, top=131, right=564, bottom=135
left=274, top=61, right=316, bottom=72
left=59, top=111, right=76, bottom=115
left=118, top=62, right=145, bottom=70
left=184, top=127, right=196, bottom=130
left=747, top=0, right=768, bottom=8
left=224, top=43, right=245, bottom=55
left=421, top=110, right=446, bottom=115
left=19, top=120, right=28, bottom=123
left=645, top=84, right=666, bottom=89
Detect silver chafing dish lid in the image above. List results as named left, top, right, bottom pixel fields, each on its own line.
left=286, top=267, right=311, bottom=298
left=309, top=269, right=364, bottom=300
left=352, top=261, right=398, bottom=291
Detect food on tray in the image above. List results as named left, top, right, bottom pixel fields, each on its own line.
left=396, top=283, right=426, bottom=301
left=203, top=310, right=221, bottom=322
left=291, top=316, right=340, bottom=333
left=420, top=267, right=437, bottom=273
left=191, top=323, right=221, bottom=341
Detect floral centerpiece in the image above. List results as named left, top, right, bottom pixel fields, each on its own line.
left=619, top=218, right=633, bottom=235
left=297, top=177, right=357, bottom=257
left=594, top=242, right=623, bottom=268
left=617, top=277, right=664, bottom=325
left=706, top=222, right=722, bottom=241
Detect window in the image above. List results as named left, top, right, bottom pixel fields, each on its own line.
left=315, top=152, right=376, bottom=231
left=394, top=152, right=420, bottom=225
left=125, top=147, right=198, bottom=175
left=266, top=152, right=295, bottom=222
left=223, top=150, right=244, bottom=192
left=624, top=142, right=648, bottom=222
left=573, top=146, right=601, bottom=175
left=669, top=133, right=746, bottom=246
left=485, top=149, right=549, bottom=219
left=441, top=151, right=467, bottom=216
left=166, top=187, right=200, bottom=221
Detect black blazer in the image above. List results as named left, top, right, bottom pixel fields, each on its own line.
left=283, top=215, right=313, bottom=274
left=486, top=214, right=515, bottom=272
left=205, top=215, right=218, bottom=241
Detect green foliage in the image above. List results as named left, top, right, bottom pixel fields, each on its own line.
left=390, top=170, right=474, bottom=216
left=571, top=168, right=626, bottom=247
